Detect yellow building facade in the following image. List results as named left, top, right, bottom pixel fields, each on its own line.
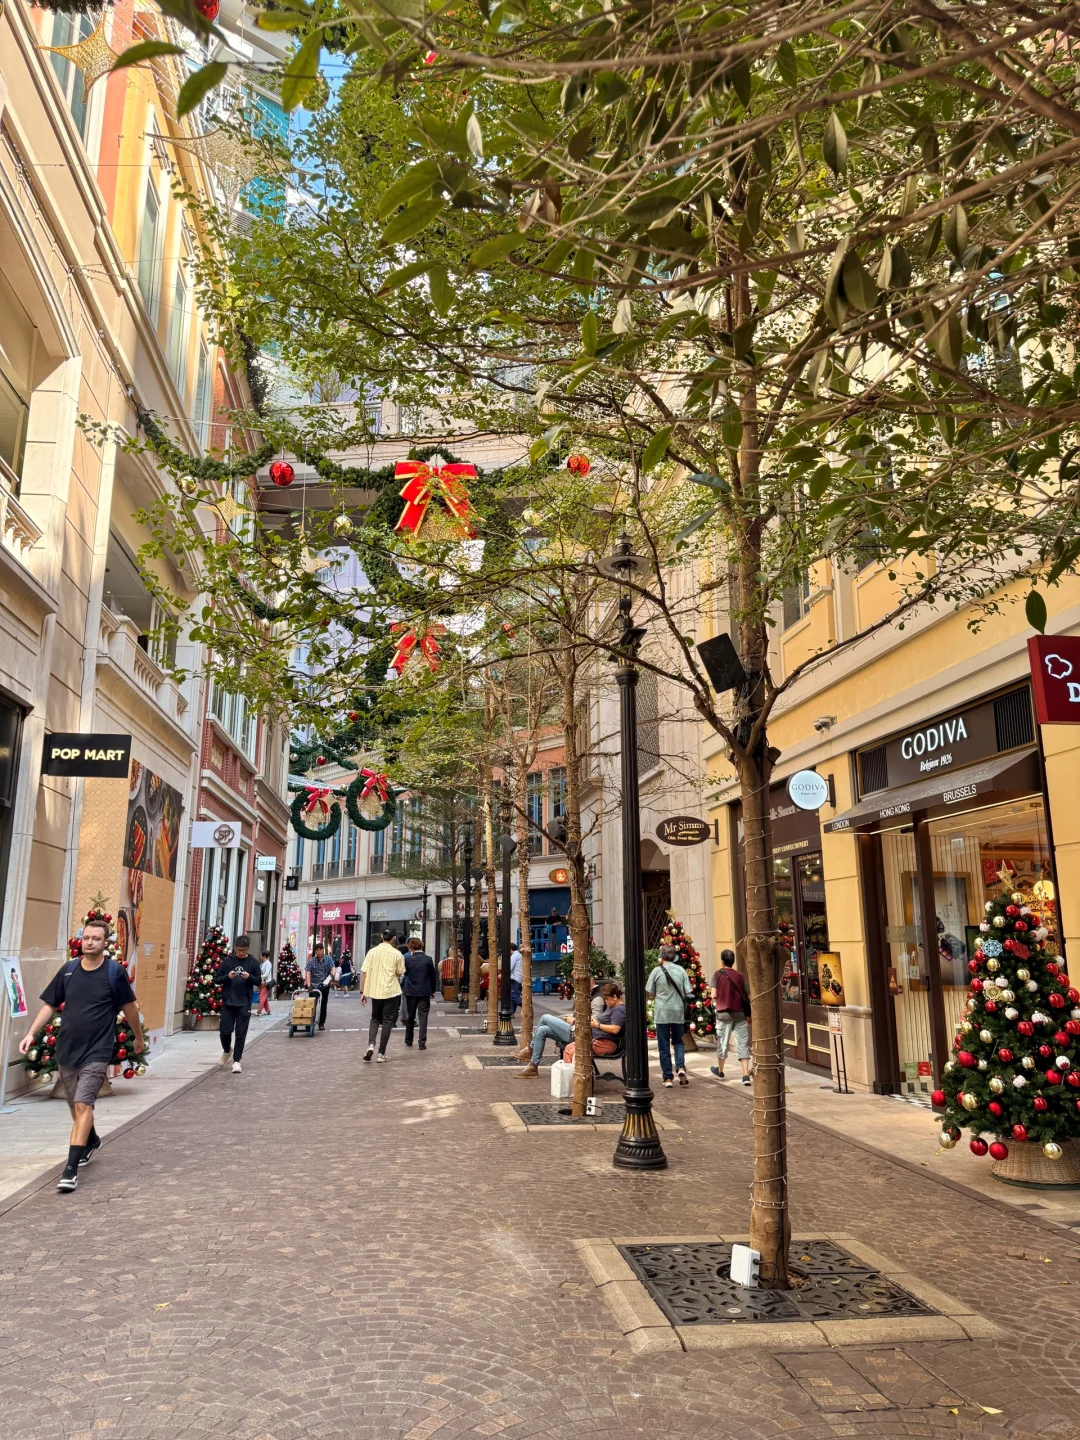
left=708, top=565, right=1080, bottom=1096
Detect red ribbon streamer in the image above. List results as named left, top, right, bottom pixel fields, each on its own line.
left=393, top=460, right=477, bottom=538
left=390, top=623, right=443, bottom=673
left=360, top=767, right=390, bottom=803
left=302, top=785, right=333, bottom=814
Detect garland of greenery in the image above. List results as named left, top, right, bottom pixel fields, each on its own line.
left=139, top=409, right=277, bottom=481
left=289, top=788, right=342, bottom=840
left=345, top=775, right=398, bottom=831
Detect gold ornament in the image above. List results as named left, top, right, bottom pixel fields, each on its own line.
left=979, top=1029, right=993, bottom=1043
left=961, top=1021, right=973, bottom=1034
left=216, top=493, right=245, bottom=523
left=989, top=1076, right=1005, bottom=1093
left=1017, top=968, right=1030, bottom=982
left=960, top=1091, right=979, bottom=1111
left=1022, top=1056, right=1035, bottom=1069
left=332, top=513, right=353, bottom=537
left=986, top=957, right=1001, bottom=972
left=939, top=1130, right=958, bottom=1149
left=1043, top=1141, right=1064, bottom=1161
left=41, top=19, right=120, bottom=101
left=178, top=477, right=198, bottom=497
left=1012, top=891, right=1024, bottom=904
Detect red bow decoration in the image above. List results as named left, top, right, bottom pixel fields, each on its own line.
left=302, top=785, right=334, bottom=814
left=394, top=460, right=477, bottom=539
left=390, top=623, right=444, bottom=673
left=360, top=768, right=390, bottom=803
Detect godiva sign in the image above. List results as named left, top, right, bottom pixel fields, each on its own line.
left=868, top=694, right=1004, bottom=791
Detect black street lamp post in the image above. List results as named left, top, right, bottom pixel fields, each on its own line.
left=600, top=536, right=667, bottom=1170
left=309, top=887, right=321, bottom=966
left=459, top=831, right=473, bottom=1009
left=494, top=832, right=518, bottom=1045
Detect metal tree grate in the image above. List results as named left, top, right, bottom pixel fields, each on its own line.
left=513, top=1102, right=626, bottom=1126
left=477, top=1055, right=553, bottom=1067
left=617, top=1240, right=938, bottom=1325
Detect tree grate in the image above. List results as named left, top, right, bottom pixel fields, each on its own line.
left=616, top=1240, right=938, bottom=1325
left=512, top=1102, right=626, bottom=1126
left=477, top=1055, right=553, bottom=1067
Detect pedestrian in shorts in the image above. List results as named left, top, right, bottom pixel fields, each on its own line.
left=19, top=918, right=142, bottom=1192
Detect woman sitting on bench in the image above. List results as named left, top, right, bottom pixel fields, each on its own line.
left=516, top=983, right=624, bottom=1077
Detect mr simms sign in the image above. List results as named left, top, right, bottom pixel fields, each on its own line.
left=42, top=733, right=132, bottom=778
left=656, top=816, right=711, bottom=847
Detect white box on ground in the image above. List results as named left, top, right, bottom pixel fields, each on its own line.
left=730, top=1243, right=760, bottom=1288
left=550, top=1059, right=573, bottom=1099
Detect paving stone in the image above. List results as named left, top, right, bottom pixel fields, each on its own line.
left=775, top=1352, right=892, bottom=1412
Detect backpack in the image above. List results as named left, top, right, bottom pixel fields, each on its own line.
left=60, top=958, right=130, bottom=1010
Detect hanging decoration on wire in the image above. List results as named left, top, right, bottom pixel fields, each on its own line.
left=345, top=769, right=398, bottom=831
left=163, top=128, right=280, bottom=205
left=389, top=621, right=443, bottom=675
left=393, top=459, right=477, bottom=541
left=41, top=18, right=121, bottom=99
left=289, top=785, right=342, bottom=840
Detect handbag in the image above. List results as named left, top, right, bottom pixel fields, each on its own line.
left=740, top=972, right=752, bottom=1018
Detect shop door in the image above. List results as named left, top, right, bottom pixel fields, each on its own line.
left=777, top=852, right=832, bottom=1069
left=878, top=829, right=935, bottom=1095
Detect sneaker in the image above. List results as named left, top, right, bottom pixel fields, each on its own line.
left=376, top=1053, right=386, bottom=1063
left=363, top=1046, right=374, bottom=1062
left=515, top=1063, right=539, bottom=1078
left=79, top=1138, right=102, bottom=1167
left=710, top=1066, right=726, bottom=1080
left=218, top=1049, right=232, bottom=1066
left=678, top=1068, right=689, bottom=1086
left=232, top=1061, right=242, bottom=1073
left=57, top=1169, right=78, bottom=1193
left=663, top=1078, right=673, bottom=1087
left=418, top=1043, right=426, bottom=1051
left=318, top=1023, right=325, bottom=1031
left=742, top=1074, right=752, bottom=1086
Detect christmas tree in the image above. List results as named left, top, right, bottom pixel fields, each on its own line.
left=936, top=886, right=1077, bottom=1164
left=185, top=925, right=226, bottom=1016
left=22, top=905, right=148, bottom=1081
left=645, top=919, right=716, bottom=1039
left=275, top=942, right=304, bottom=997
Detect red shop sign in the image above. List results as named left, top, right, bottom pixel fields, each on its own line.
left=1028, top=635, right=1080, bottom=724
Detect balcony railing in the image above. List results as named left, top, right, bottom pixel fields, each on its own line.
left=311, top=862, right=324, bottom=880
left=325, top=861, right=339, bottom=879
left=0, top=458, right=41, bottom=557
left=342, top=858, right=356, bottom=877
left=98, top=606, right=188, bottom=727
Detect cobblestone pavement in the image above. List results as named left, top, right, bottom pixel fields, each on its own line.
left=1, top=1008, right=1078, bottom=1440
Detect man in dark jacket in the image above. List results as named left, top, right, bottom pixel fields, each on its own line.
left=214, top=935, right=261, bottom=1073
left=402, top=937, right=438, bottom=1049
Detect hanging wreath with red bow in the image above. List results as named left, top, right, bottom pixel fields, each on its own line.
left=393, top=459, right=478, bottom=540
left=390, top=622, right=444, bottom=674
left=345, top=769, right=399, bottom=832
left=289, top=786, right=343, bottom=840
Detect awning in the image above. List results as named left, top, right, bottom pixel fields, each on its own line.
left=823, top=748, right=1040, bottom=834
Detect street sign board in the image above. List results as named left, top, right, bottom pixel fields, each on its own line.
left=656, top=816, right=711, bottom=846
left=1028, top=634, right=1080, bottom=723
left=42, top=732, right=131, bottom=778
left=787, top=770, right=829, bottom=811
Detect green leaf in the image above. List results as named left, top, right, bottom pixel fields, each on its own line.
left=841, top=252, right=877, bottom=312
left=675, top=505, right=719, bottom=542
left=776, top=40, right=797, bottom=87
left=377, top=259, right=430, bottom=295
left=376, top=161, right=441, bottom=220
left=733, top=317, right=757, bottom=359
left=572, top=248, right=595, bottom=288
left=468, top=232, right=521, bottom=267
left=720, top=404, right=742, bottom=450
left=944, top=204, right=968, bottom=260
left=177, top=61, right=228, bottom=117
left=529, top=436, right=551, bottom=463
left=933, top=310, right=963, bottom=370
left=380, top=198, right=445, bottom=246
left=823, top=111, right=848, bottom=175
left=281, top=31, right=322, bottom=111
left=728, top=59, right=751, bottom=107
left=641, top=425, right=673, bottom=472
left=807, top=463, right=832, bottom=500
left=429, top=264, right=452, bottom=315
left=823, top=239, right=849, bottom=328
left=111, top=39, right=187, bottom=69
left=254, top=9, right=305, bottom=28
left=581, top=311, right=598, bottom=355
left=466, top=113, right=484, bottom=159
left=1026, top=590, right=1047, bottom=634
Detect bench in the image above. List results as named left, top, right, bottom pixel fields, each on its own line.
left=555, top=1031, right=627, bottom=1083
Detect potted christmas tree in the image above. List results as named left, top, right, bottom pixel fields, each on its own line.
left=935, top=886, right=1080, bottom=1185
left=274, top=942, right=304, bottom=998
left=185, top=926, right=226, bottom=1029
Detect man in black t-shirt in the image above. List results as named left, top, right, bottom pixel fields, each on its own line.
left=20, top=918, right=142, bottom=1193
left=214, top=935, right=262, bottom=1072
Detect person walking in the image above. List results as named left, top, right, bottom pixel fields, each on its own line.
left=646, top=944, right=692, bottom=1088
left=361, top=929, right=405, bottom=1062
left=510, top=943, right=523, bottom=1014
left=402, top=937, right=438, bottom=1049
left=19, top=917, right=142, bottom=1192
left=304, top=942, right=333, bottom=1030
left=711, top=948, right=752, bottom=1084
left=257, top=950, right=273, bottom=1016
left=215, top=935, right=261, bottom=1073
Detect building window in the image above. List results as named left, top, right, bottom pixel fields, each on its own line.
left=325, top=825, right=340, bottom=879
left=782, top=572, right=811, bottom=629
left=167, top=261, right=190, bottom=387
left=406, top=798, right=423, bottom=863
left=49, top=13, right=94, bottom=138
left=0, top=368, right=29, bottom=487
left=370, top=825, right=384, bottom=873
left=525, top=773, right=543, bottom=855
left=209, top=680, right=256, bottom=761
left=343, top=820, right=357, bottom=877
left=137, top=180, right=162, bottom=320
left=312, top=838, right=325, bottom=881
left=194, top=343, right=212, bottom=449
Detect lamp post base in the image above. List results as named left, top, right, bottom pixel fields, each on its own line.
left=613, top=1095, right=667, bottom=1170
left=493, top=1016, right=518, bottom=1046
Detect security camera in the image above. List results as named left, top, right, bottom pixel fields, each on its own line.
left=813, top=715, right=836, bottom=733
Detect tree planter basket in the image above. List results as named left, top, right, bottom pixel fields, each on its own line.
left=992, top=1138, right=1080, bottom=1188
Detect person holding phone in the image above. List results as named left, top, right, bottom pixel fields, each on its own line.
left=214, top=935, right=261, bottom=1073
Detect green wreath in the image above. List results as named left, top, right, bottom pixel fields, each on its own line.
left=290, top=788, right=342, bottom=840
left=346, top=775, right=398, bottom=832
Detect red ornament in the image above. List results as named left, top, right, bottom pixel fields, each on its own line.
left=969, top=1138, right=989, bottom=1156
left=970, top=978, right=984, bottom=992
left=393, top=459, right=477, bottom=539
left=1046, top=1070, right=1063, bottom=1085
left=930, top=1089, right=946, bottom=1107
left=1048, top=962, right=1060, bottom=976
left=989, top=1141, right=1009, bottom=1160
left=1019, top=1020, right=1035, bottom=1036
left=269, top=460, right=295, bottom=487
left=423, top=49, right=438, bottom=63
left=1006, top=905, right=1020, bottom=917
left=567, top=454, right=591, bottom=476
left=315, top=756, right=327, bottom=766
left=997, top=1048, right=1014, bottom=1063
left=1050, top=992, right=1067, bottom=1008
left=1067, top=1020, right=1080, bottom=1035
left=347, top=711, right=360, bottom=722
left=46, top=1034, right=56, bottom=1046
left=989, top=1101, right=1004, bottom=1116
left=957, top=1051, right=976, bottom=1068
left=1034, top=1095, right=1049, bottom=1111
left=1003, top=939, right=1016, bottom=953
left=985, top=1002, right=999, bottom=1013
left=123, top=1066, right=135, bottom=1079
left=1014, top=920, right=1028, bottom=932
left=117, top=1047, right=127, bottom=1060
left=1069, top=988, right=1080, bottom=1003
left=1067, top=1073, right=1080, bottom=1088
left=1054, top=1031, right=1071, bottom=1047
left=1040, top=1044, right=1053, bottom=1058
left=1012, top=1123, right=1028, bottom=1141
left=967, top=958, right=980, bottom=973
left=194, top=0, right=219, bottom=15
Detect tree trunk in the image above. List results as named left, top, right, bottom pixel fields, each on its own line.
left=560, top=660, right=593, bottom=1115
left=485, top=783, right=499, bottom=1034
left=516, top=799, right=534, bottom=1045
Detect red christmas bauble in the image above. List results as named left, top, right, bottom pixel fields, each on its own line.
left=1014, top=920, right=1028, bottom=932
left=957, top=1051, right=976, bottom=1068
left=116, top=1047, right=127, bottom=1059
left=103, top=913, right=112, bottom=922
left=269, top=460, right=295, bottom=487
left=968, top=958, right=981, bottom=974
left=1067, top=1073, right=1080, bottom=1089
left=316, top=756, right=327, bottom=766
left=1046, top=1070, right=1063, bottom=1085
left=997, top=1048, right=1014, bottom=1063
left=1006, top=905, right=1021, bottom=917
left=347, top=711, right=360, bottom=722
left=969, top=1138, right=988, bottom=1156
left=1054, top=1031, right=1071, bottom=1047
left=970, top=978, right=984, bottom=992
left=1012, top=1123, right=1028, bottom=1141
left=1050, top=992, right=1067, bottom=1008
left=194, top=0, right=220, bottom=17
left=1019, top=1020, right=1035, bottom=1036
left=989, top=1101, right=1004, bottom=1116
left=985, top=1002, right=999, bottom=1013
left=1040, top=1044, right=1053, bottom=1058
left=1067, top=1020, right=1080, bottom=1036
left=989, top=1141, right=1009, bottom=1160
left=1048, top=962, right=1060, bottom=975
left=1034, top=1095, right=1049, bottom=1111
left=46, top=1034, right=56, bottom=1046
left=930, top=1089, right=946, bottom=1107
left=1069, top=988, right=1080, bottom=1003
left=123, top=1066, right=135, bottom=1079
